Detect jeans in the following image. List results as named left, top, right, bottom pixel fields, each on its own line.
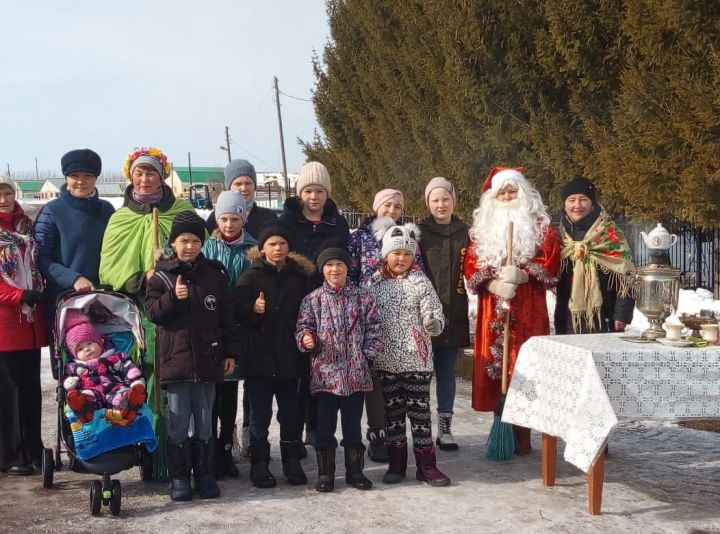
left=432, top=346, right=459, bottom=413
left=164, top=382, right=216, bottom=445
left=315, top=392, right=365, bottom=450
left=246, top=377, right=301, bottom=447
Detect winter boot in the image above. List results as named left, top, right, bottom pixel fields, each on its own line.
left=280, top=441, right=308, bottom=485
left=344, top=446, right=372, bottom=490
left=436, top=412, right=459, bottom=451
left=414, top=446, right=451, bottom=487
left=214, top=438, right=240, bottom=479
left=383, top=442, right=407, bottom=484
left=168, top=441, right=192, bottom=501
left=250, top=441, right=277, bottom=488
left=238, top=425, right=250, bottom=459
left=315, top=449, right=336, bottom=493
left=513, top=425, right=532, bottom=455
left=366, top=428, right=389, bottom=463
left=192, top=439, right=221, bottom=499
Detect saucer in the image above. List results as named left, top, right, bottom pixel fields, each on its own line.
left=620, top=335, right=653, bottom=344
left=656, top=337, right=693, bottom=347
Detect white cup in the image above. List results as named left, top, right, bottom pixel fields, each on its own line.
left=662, top=322, right=686, bottom=341
left=700, top=324, right=719, bottom=343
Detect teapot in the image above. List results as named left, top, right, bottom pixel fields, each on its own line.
left=640, top=223, right=677, bottom=251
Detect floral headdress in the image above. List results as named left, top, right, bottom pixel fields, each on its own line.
left=123, top=147, right=172, bottom=179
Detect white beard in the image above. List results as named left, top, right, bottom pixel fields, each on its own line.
left=469, top=194, right=550, bottom=270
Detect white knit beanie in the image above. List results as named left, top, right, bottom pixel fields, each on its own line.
left=296, top=161, right=331, bottom=195
left=372, top=217, right=421, bottom=259
left=0, top=173, right=17, bottom=194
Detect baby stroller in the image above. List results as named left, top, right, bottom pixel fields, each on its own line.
left=41, top=289, right=157, bottom=516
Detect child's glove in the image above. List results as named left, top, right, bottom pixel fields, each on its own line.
left=63, top=376, right=79, bottom=390
left=498, top=265, right=529, bottom=285
left=423, top=312, right=443, bottom=336
left=487, top=279, right=517, bottom=299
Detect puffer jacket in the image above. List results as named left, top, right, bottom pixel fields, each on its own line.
left=367, top=269, right=444, bottom=374
left=419, top=215, right=470, bottom=348
left=235, top=248, right=316, bottom=380
left=295, top=282, right=384, bottom=395
left=201, top=230, right=257, bottom=294
left=348, top=216, right=425, bottom=287
left=145, top=253, right=241, bottom=386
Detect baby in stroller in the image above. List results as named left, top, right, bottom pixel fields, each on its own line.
left=63, top=310, right=146, bottom=425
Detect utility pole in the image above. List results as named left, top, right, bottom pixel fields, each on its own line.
left=273, top=76, right=290, bottom=197
left=35, top=158, right=39, bottom=180
left=6, top=163, right=10, bottom=177
left=224, top=126, right=232, bottom=162
left=187, top=152, right=193, bottom=186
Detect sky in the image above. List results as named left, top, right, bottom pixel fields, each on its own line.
left=0, top=1, right=330, bottom=178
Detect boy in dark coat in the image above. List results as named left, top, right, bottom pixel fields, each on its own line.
left=235, top=223, right=316, bottom=488
left=146, top=211, right=240, bottom=502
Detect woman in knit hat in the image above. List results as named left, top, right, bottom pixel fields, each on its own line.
left=347, top=187, right=425, bottom=463
left=418, top=177, right=469, bottom=451
left=34, top=148, right=114, bottom=379
left=205, top=159, right=277, bottom=239
left=99, top=147, right=195, bottom=479
left=0, top=174, right=47, bottom=476
left=201, top=190, right=257, bottom=478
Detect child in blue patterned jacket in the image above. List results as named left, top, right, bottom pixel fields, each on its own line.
left=296, top=239, right=384, bottom=493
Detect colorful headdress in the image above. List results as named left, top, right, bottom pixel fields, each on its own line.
left=123, top=147, right=172, bottom=179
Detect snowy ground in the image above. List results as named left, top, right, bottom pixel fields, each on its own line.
left=0, top=351, right=718, bottom=533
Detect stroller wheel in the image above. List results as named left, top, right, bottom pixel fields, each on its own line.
left=89, top=480, right=102, bottom=516
left=109, top=480, right=121, bottom=516
left=139, top=448, right=153, bottom=482
left=42, top=448, right=54, bottom=489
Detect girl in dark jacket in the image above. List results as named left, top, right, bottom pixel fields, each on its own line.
left=419, top=177, right=469, bottom=451
left=146, top=211, right=240, bottom=502
left=235, top=223, right=316, bottom=488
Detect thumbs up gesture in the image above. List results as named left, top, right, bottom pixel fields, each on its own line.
left=302, top=331, right=315, bottom=350
left=423, top=311, right=443, bottom=336
left=175, top=276, right=188, bottom=300
left=254, top=291, right=266, bottom=314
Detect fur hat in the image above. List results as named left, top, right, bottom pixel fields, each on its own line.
left=372, top=217, right=421, bottom=259
left=169, top=211, right=206, bottom=244
left=215, top=191, right=248, bottom=222
left=561, top=177, right=597, bottom=203
left=372, top=189, right=404, bottom=213
left=61, top=149, right=102, bottom=177
left=424, top=177, right=456, bottom=207
left=296, top=161, right=331, bottom=195
left=65, top=312, right=103, bottom=359
left=257, top=222, right=293, bottom=250
left=316, top=238, right=352, bottom=270
left=224, top=159, right=257, bottom=189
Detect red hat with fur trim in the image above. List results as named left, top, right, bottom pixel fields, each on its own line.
left=481, top=166, right=527, bottom=193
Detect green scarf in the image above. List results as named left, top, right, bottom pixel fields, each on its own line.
left=560, top=211, right=635, bottom=332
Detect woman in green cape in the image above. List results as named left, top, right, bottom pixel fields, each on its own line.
left=99, top=147, right=194, bottom=479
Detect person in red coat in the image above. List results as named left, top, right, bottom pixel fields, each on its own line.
left=463, top=167, right=560, bottom=454
left=0, top=175, right=47, bottom=475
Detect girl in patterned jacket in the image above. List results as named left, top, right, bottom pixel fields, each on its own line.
left=296, top=239, right=384, bottom=493
left=367, top=219, right=451, bottom=487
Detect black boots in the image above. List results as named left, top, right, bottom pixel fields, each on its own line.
left=250, top=441, right=277, bottom=488
left=280, top=441, right=308, bottom=486
left=192, top=439, right=221, bottom=499
left=414, top=445, right=451, bottom=487
left=168, top=441, right=193, bottom=501
left=214, top=438, right=240, bottom=480
left=383, top=442, right=407, bottom=484
left=315, top=449, right=336, bottom=492
left=366, top=428, right=389, bottom=463
left=344, top=447, right=372, bottom=490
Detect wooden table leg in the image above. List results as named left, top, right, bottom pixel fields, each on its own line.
left=588, top=449, right=606, bottom=515
left=542, top=433, right=557, bottom=486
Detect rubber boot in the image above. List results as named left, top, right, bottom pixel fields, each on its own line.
left=315, top=449, right=336, bottom=493
left=280, top=441, right=308, bottom=485
left=192, top=439, right=221, bottom=499
left=366, top=428, right=389, bottom=463
left=250, top=441, right=277, bottom=488
left=383, top=442, right=407, bottom=484
left=436, top=412, right=459, bottom=451
left=214, top=438, right=240, bottom=479
left=513, top=425, right=532, bottom=455
left=344, top=446, right=372, bottom=490
left=168, top=441, right=192, bottom=501
left=414, top=445, right=451, bottom=487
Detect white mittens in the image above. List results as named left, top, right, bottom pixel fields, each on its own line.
left=423, top=312, right=443, bottom=336
left=63, top=376, right=79, bottom=390
left=498, top=265, right=529, bottom=285
left=487, top=279, right=517, bottom=299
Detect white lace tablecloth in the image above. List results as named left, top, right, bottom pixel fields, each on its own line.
left=501, top=333, right=720, bottom=472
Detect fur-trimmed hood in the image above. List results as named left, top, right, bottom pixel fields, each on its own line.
left=245, top=246, right=316, bottom=276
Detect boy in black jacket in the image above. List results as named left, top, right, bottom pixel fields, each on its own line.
left=146, top=211, right=239, bottom=502
left=235, top=223, right=315, bottom=488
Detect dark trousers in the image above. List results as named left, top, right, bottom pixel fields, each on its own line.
left=377, top=370, right=433, bottom=448
left=0, top=350, right=43, bottom=468
left=212, top=380, right=239, bottom=445
left=315, top=391, right=365, bottom=451
left=242, top=387, right=250, bottom=429
left=246, top=377, right=301, bottom=447
left=297, top=375, right=318, bottom=437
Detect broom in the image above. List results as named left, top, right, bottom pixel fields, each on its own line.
left=486, top=221, right=516, bottom=460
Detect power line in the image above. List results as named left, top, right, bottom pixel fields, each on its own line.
left=278, top=89, right=313, bottom=103
left=229, top=140, right=278, bottom=172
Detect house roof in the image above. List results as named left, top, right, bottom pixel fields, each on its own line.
left=173, top=167, right=225, bottom=184
left=15, top=180, right=44, bottom=192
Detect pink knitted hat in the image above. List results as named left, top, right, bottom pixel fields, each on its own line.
left=64, top=311, right=103, bottom=358
left=372, top=189, right=404, bottom=213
